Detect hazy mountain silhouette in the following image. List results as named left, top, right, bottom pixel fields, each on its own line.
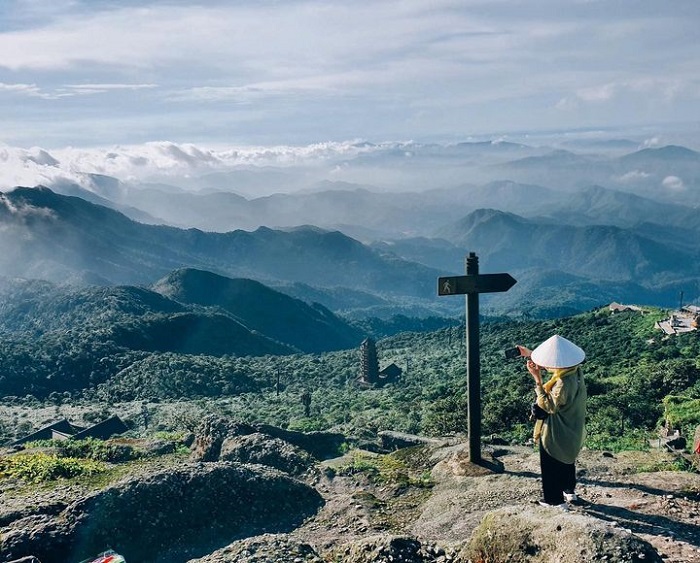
left=6, top=138, right=700, bottom=323
left=437, top=208, right=696, bottom=282
left=534, top=185, right=700, bottom=233
left=618, top=145, right=700, bottom=165
left=0, top=186, right=438, bottom=309
left=498, top=149, right=608, bottom=177
left=152, top=268, right=364, bottom=353
left=84, top=177, right=560, bottom=238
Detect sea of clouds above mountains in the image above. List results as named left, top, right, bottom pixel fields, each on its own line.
left=1, top=134, right=691, bottom=202
left=0, top=140, right=389, bottom=192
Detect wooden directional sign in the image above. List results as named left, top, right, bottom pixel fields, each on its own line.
left=438, top=273, right=517, bottom=296
left=438, top=253, right=517, bottom=465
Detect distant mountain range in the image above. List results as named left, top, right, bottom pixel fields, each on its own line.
left=3, top=141, right=700, bottom=318
left=0, top=187, right=437, bottom=303
left=34, top=144, right=699, bottom=242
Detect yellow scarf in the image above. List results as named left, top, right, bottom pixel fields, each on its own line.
left=543, top=366, right=578, bottom=393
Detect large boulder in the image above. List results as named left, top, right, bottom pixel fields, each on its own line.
left=253, top=424, right=346, bottom=460
left=330, top=536, right=434, bottom=563
left=0, top=462, right=323, bottom=563
left=219, top=433, right=314, bottom=475
left=187, top=533, right=323, bottom=563
left=191, top=417, right=347, bottom=463
left=190, top=415, right=256, bottom=461
left=460, top=506, right=663, bottom=563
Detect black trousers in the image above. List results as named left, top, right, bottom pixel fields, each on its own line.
left=539, top=439, right=576, bottom=505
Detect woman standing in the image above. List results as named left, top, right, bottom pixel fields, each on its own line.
left=518, top=335, right=587, bottom=508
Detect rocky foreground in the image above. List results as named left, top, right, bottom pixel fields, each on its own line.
left=1, top=416, right=699, bottom=563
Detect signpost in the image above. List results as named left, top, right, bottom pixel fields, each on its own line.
left=438, top=252, right=516, bottom=464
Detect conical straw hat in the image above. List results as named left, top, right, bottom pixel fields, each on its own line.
left=530, top=335, right=585, bottom=368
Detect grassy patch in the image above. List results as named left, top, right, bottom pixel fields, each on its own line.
left=586, top=429, right=651, bottom=453
left=663, top=395, right=700, bottom=443
left=637, top=455, right=694, bottom=473
left=466, top=511, right=538, bottom=563
left=336, top=450, right=434, bottom=488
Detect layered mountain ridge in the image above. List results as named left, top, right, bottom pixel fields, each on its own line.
left=3, top=139, right=700, bottom=317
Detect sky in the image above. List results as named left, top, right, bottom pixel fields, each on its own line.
left=0, top=0, right=698, bottom=151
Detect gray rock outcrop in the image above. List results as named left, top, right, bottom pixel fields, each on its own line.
left=253, top=423, right=346, bottom=460
left=461, top=506, right=663, bottom=563
left=0, top=462, right=323, bottom=563
left=219, top=432, right=314, bottom=475
left=187, top=533, right=324, bottom=563
left=190, top=416, right=256, bottom=461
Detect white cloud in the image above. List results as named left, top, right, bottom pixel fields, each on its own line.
left=662, top=175, right=685, bottom=191
left=0, top=82, right=60, bottom=99
left=65, top=83, right=157, bottom=95
left=0, top=192, right=56, bottom=221
left=576, top=83, right=618, bottom=103
left=0, top=140, right=392, bottom=191
left=559, top=77, right=695, bottom=112
left=0, top=81, right=156, bottom=99
left=615, top=170, right=651, bottom=184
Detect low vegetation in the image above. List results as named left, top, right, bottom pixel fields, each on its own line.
left=0, top=451, right=107, bottom=483
left=1, top=304, right=699, bottom=458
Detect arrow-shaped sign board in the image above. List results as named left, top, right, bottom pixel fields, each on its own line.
left=438, top=273, right=517, bottom=296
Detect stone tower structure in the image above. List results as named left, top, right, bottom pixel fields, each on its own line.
left=359, top=337, right=379, bottom=384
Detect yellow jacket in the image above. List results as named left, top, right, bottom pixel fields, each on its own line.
left=534, top=366, right=587, bottom=464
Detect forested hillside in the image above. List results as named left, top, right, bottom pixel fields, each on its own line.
left=3, top=302, right=699, bottom=454
left=0, top=187, right=438, bottom=305
left=0, top=273, right=367, bottom=400
left=152, top=268, right=364, bottom=353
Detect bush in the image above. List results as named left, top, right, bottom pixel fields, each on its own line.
left=585, top=428, right=650, bottom=452
left=0, top=452, right=107, bottom=483
left=336, top=450, right=433, bottom=487
left=24, top=438, right=141, bottom=462
left=663, top=395, right=700, bottom=446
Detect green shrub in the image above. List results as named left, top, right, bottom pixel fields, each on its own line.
left=153, top=430, right=188, bottom=442
left=638, top=455, right=694, bottom=473
left=663, top=395, right=700, bottom=445
left=0, top=452, right=107, bottom=483
left=336, top=451, right=433, bottom=487
left=24, top=438, right=141, bottom=462
left=585, top=428, right=650, bottom=452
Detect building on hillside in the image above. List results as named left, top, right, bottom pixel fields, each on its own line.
left=608, top=302, right=645, bottom=314
left=656, top=311, right=698, bottom=336
left=682, top=305, right=700, bottom=328
left=12, top=415, right=129, bottom=446
left=379, top=362, right=402, bottom=382
left=12, top=419, right=86, bottom=444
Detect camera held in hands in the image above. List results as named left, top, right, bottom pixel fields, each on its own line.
left=503, top=346, right=522, bottom=359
